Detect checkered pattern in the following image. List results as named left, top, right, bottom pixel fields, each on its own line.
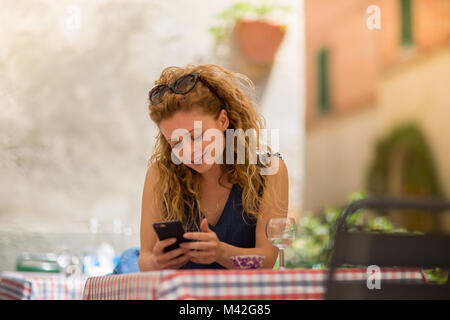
left=82, top=268, right=426, bottom=300
left=82, top=271, right=169, bottom=300
left=0, top=272, right=88, bottom=300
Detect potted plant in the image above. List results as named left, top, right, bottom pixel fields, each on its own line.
left=209, top=1, right=291, bottom=65
left=283, top=192, right=448, bottom=284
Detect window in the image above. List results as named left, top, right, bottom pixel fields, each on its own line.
left=400, top=0, right=413, bottom=46
left=317, top=48, right=330, bottom=114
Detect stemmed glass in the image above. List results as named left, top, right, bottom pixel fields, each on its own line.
left=266, top=217, right=297, bottom=270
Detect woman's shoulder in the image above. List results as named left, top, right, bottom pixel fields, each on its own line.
left=143, top=162, right=164, bottom=207
left=257, top=151, right=283, bottom=166
left=144, top=162, right=161, bottom=186
left=257, top=151, right=286, bottom=176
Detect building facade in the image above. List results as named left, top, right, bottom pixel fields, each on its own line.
left=304, top=0, right=450, bottom=216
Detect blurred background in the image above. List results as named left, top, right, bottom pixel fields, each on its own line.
left=0, top=0, right=449, bottom=275
left=296, top=0, right=450, bottom=275
left=0, top=0, right=302, bottom=273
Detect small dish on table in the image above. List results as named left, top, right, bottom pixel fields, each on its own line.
left=230, top=255, right=265, bottom=269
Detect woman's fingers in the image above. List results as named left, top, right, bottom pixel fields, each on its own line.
left=152, top=238, right=191, bottom=268
left=179, top=241, right=216, bottom=251
left=154, top=238, right=177, bottom=255
left=161, top=247, right=187, bottom=260
left=157, top=247, right=189, bottom=265
left=188, top=255, right=214, bottom=264
left=166, top=254, right=190, bottom=269
left=189, top=256, right=215, bottom=264
left=183, top=232, right=214, bottom=241
left=181, top=229, right=220, bottom=265
left=187, top=250, right=216, bottom=260
left=152, top=229, right=220, bottom=267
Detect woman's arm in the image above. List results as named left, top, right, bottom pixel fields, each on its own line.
left=138, top=163, right=190, bottom=271
left=182, top=157, right=289, bottom=269
left=138, top=164, right=161, bottom=271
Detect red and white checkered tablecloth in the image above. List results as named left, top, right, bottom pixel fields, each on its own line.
left=82, top=268, right=426, bottom=300
left=0, top=272, right=88, bottom=300
left=82, top=271, right=166, bottom=300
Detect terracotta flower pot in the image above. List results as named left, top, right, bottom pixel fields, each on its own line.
left=235, top=19, right=286, bottom=65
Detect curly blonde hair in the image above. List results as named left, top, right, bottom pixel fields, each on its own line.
left=147, top=64, right=273, bottom=230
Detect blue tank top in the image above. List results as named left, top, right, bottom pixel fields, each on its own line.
left=180, top=151, right=283, bottom=269
left=180, top=183, right=257, bottom=269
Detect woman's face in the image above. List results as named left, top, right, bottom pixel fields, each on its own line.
left=159, top=107, right=229, bottom=174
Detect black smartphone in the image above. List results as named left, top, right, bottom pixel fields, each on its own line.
left=153, top=220, right=192, bottom=253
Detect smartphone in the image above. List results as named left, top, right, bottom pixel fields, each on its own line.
left=153, top=220, right=192, bottom=253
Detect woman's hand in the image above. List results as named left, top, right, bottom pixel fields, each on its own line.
left=180, top=218, right=222, bottom=264
left=150, top=238, right=191, bottom=270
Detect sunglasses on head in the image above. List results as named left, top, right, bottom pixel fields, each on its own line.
left=148, top=72, right=226, bottom=107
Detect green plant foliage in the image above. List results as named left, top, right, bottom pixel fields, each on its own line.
left=285, top=191, right=398, bottom=269
left=216, top=1, right=290, bottom=20
left=283, top=192, right=448, bottom=283
left=367, top=122, right=443, bottom=198
left=366, top=122, right=444, bottom=232
left=208, top=1, right=291, bottom=42
left=422, top=268, right=449, bottom=284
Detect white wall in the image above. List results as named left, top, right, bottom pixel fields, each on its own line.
left=304, top=104, right=378, bottom=212
left=0, top=0, right=304, bottom=269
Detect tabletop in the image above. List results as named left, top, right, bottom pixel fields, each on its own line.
left=0, top=271, right=88, bottom=300
left=82, top=267, right=426, bottom=300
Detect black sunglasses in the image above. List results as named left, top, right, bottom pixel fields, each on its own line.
left=148, top=72, right=225, bottom=107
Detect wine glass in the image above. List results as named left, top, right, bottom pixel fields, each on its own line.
left=266, top=217, right=297, bottom=270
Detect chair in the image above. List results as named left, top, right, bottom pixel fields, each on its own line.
left=324, top=196, right=450, bottom=299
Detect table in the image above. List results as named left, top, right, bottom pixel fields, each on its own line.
left=0, top=271, right=88, bottom=300
left=82, top=267, right=426, bottom=300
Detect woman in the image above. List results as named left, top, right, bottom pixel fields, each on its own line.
left=137, top=64, right=288, bottom=270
